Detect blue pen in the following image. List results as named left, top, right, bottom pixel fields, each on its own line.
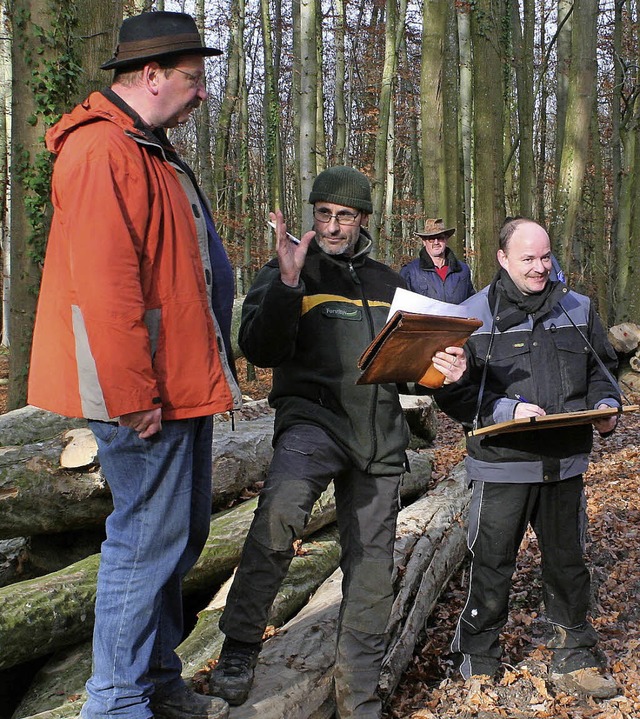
left=514, top=393, right=529, bottom=403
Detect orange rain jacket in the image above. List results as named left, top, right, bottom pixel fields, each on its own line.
left=28, top=91, right=241, bottom=421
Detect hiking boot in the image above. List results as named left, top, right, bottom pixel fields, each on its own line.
left=551, top=666, right=619, bottom=699
left=150, top=680, right=229, bottom=719
left=208, top=639, right=262, bottom=706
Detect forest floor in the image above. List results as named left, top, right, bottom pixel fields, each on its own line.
left=2, top=357, right=639, bottom=718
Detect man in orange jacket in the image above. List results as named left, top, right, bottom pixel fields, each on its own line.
left=28, top=12, right=240, bottom=719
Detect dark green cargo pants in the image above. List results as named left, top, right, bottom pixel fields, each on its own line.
left=220, top=424, right=401, bottom=718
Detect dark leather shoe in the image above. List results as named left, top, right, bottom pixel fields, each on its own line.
left=150, top=681, right=229, bottom=719
left=208, top=639, right=261, bottom=706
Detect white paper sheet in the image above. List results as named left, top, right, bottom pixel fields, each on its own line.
left=387, top=287, right=472, bottom=321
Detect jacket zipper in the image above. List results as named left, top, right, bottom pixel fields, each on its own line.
left=349, top=259, right=379, bottom=472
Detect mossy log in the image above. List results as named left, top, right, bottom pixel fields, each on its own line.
left=0, top=458, right=432, bottom=674
left=12, top=462, right=459, bottom=719
left=0, top=402, right=433, bottom=542
left=11, top=527, right=341, bottom=719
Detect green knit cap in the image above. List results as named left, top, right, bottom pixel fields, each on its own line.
left=308, top=166, right=373, bottom=214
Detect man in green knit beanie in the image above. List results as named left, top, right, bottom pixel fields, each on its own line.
left=209, top=167, right=466, bottom=718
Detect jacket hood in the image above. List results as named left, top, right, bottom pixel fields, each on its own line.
left=45, top=91, right=146, bottom=155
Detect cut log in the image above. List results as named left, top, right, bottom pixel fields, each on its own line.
left=0, top=537, right=30, bottom=587
left=0, top=406, right=86, bottom=448
left=12, top=463, right=462, bottom=719
left=608, top=322, right=640, bottom=355
left=0, top=530, right=105, bottom=588
left=379, top=463, right=469, bottom=697
left=620, top=365, right=640, bottom=393
left=399, top=394, right=438, bottom=449
left=0, top=414, right=276, bottom=541
left=0, top=460, right=432, bottom=673
left=59, top=430, right=98, bottom=470
left=10, top=459, right=434, bottom=715
left=180, top=526, right=341, bottom=678
left=0, top=401, right=433, bottom=541
left=11, top=527, right=342, bottom=718
left=220, top=466, right=470, bottom=719
left=0, top=439, right=112, bottom=539
left=630, top=353, right=640, bottom=373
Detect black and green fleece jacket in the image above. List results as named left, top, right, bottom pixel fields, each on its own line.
left=239, top=230, right=410, bottom=476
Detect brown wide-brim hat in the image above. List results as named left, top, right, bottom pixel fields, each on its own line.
left=101, top=11, right=222, bottom=71
left=416, top=218, right=455, bottom=239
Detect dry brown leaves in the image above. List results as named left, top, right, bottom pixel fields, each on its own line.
left=384, top=403, right=640, bottom=719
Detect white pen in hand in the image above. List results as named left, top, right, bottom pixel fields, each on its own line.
left=267, top=220, right=300, bottom=245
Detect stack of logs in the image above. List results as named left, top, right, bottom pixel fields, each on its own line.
left=0, top=398, right=470, bottom=719
left=608, top=322, right=640, bottom=394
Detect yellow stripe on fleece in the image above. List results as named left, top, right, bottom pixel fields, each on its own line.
left=301, top=294, right=390, bottom=316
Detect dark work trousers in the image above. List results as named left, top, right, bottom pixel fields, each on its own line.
left=219, top=424, right=401, bottom=719
left=452, top=475, right=599, bottom=679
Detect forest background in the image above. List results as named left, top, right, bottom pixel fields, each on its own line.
left=1, top=0, right=639, bottom=409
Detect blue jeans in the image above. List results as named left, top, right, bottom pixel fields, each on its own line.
left=82, top=417, right=213, bottom=719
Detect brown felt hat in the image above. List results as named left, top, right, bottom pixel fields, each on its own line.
left=416, top=218, right=456, bottom=239
left=101, top=11, right=222, bottom=71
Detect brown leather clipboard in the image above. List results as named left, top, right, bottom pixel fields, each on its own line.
left=466, top=405, right=640, bottom=438
left=356, top=311, right=482, bottom=388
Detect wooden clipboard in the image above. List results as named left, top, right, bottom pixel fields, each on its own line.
left=356, top=311, right=482, bottom=388
left=466, top=405, right=640, bottom=438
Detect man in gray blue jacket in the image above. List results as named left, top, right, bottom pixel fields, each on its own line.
left=434, top=217, right=621, bottom=699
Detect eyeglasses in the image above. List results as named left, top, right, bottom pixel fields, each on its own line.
left=172, top=67, right=206, bottom=89
left=424, top=235, right=448, bottom=243
left=313, top=208, right=361, bottom=226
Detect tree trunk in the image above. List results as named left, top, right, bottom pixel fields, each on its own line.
left=554, top=0, right=573, bottom=181
left=370, top=0, right=399, bottom=253
left=470, top=0, right=506, bottom=288
left=589, top=97, right=608, bottom=320
left=420, top=0, right=447, bottom=216
left=212, top=0, right=242, bottom=213
left=332, top=0, right=347, bottom=165
left=8, top=0, right=57, bottom=408
left=0, top=0, right=10, bottom=348
left=298, top=0, right=318, bottom=232
left=443, top=7, right=461, bottom=252
left=315, top=0, right=326, bottom=172
left=511, top=0, right=535, bottom=218
left=552, top=0, right=598, bottom=272
left=457, top=4, right=473, bottom=269
left=260, top=0, right=285, bottom=214
left=75, top=0, right=122, bottom=102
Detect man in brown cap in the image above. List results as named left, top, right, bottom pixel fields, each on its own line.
left=400, top=218, right=475, bottom=304
left=28, top=11, right=239, bottom=719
